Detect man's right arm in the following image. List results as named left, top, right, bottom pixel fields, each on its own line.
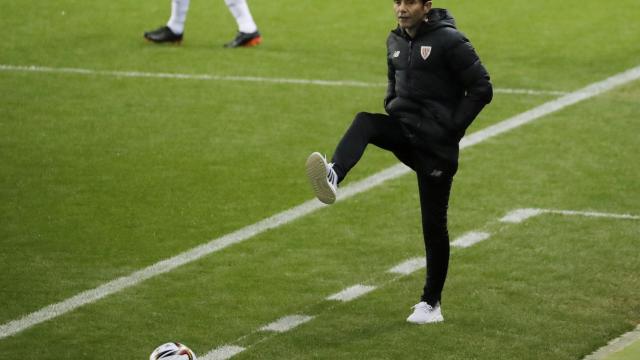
left=384, top=39, right=397, bottom=110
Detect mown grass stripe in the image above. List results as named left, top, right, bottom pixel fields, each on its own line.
left=201, top=207, right=640, bottom=359
left=1, top=64, right=638, bottom=341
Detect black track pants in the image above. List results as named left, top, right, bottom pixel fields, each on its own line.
left=331, top=112, right=453, bottom=306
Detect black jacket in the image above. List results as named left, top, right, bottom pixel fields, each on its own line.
left=385, top=9, right=492, bottom=170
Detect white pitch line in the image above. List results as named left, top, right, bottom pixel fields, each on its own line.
left=1, top=64, right=639, bottom=341
left=0, top=64, right=380, bottom=88
left=546, top=209, right=640, bottom=220
left=387, top=257, right=426, bottom=275
left=0, top=63, right=564, bottom=95
left=493, top=87, right=568, bottom=96
left=451, top=231, right=492, bottom=248
left=0, top=197, right=320, bottom=340
left=582, top=324, right=640, bottom=360
left=200, top=206, right=639, bottom=359
left=500, top=208, right=546, bottom=223
left=500, top=208, right=640, bottom=223
left=326, top=284, right=377, bottom=302
left=200, top=345, right=246, bottom=360
left=459, top=64, right=640, bottom=150
left=259, top=315, right=314, bottom=333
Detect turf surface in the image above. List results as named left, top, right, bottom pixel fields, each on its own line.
left=1, top=0, right=639, bottom=358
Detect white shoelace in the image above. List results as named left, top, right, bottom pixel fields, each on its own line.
left=327, top=163, right=338, bottom=188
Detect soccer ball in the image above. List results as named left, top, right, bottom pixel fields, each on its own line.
left=149, top=342, right=197, bottom=360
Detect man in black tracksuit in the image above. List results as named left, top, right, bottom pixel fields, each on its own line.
left=306, top=0, right=492, bottom=324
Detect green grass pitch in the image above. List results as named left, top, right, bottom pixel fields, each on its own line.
left=1, top=0, right=639, bottom=359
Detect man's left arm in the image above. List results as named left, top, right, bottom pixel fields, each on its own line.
left=447, top=37, right=493, bottom=138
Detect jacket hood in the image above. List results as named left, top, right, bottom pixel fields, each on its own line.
left=392, top=8, right=457, bottom=38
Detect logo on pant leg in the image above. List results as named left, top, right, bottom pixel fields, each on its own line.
left=429, top=169, right=443, bottom=177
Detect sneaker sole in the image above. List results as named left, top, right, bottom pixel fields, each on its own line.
left=241, top=36, right=262, bottom=47
left=406, top=311, right=444, bottom=324
left=406, top=316, right=444, bottom=324
left=143, top=35, right=183, bottom=45
left=305, top=152, right=336, bottom=205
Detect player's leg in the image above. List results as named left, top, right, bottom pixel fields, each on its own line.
left=306, top=112, right=409, bottom=204
left=223, top=0, right=262, bottom=47
left=167, top=0, right=190, bottom=34
left=144, top=0, right=188, bottom=43
left=407, top=170, right=453, bottom=324
left=331, top=112, right=410, bottom=183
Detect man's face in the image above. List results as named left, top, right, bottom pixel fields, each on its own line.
left=394, top=0, right=431, bottom=31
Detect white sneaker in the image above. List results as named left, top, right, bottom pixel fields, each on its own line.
left=406, top=302, right=444, bottom=324
left=305, top=152, right=338, bottom=204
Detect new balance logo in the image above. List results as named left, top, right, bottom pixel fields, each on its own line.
left=393, top=50, right=400, bottom=58
left=430, top=169, right=443, bottom=177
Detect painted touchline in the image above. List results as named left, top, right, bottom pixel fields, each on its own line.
left=0, top=64, right=566, bottom=95
left=201, top=207, right=639, bottom=359
left=1, top=64, right=639, bottom=340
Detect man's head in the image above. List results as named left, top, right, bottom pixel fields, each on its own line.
left=394, top=0, right=432, bottom=35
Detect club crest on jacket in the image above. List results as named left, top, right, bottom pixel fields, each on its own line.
left=421, top=46, right=432, bottom=60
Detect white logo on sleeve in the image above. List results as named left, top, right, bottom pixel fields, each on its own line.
left=420, top=46, right=432, bottom=60
left=393, top=50, right=401, bottom=58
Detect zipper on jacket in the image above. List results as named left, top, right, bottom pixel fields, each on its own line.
left=407, top=40, right=413, bottom=87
